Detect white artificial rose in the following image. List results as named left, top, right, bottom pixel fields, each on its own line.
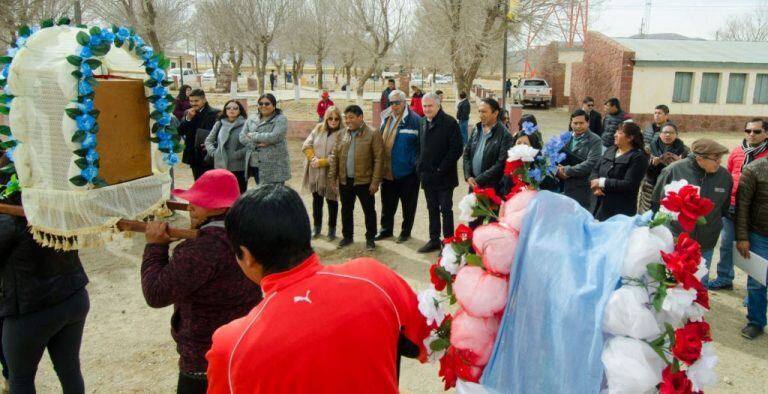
left=507, top=144, right=539, bottom=162
left=649, top=225, right=674, bottom=253
left=602, top=336, right=665, bottom=394
left=687, top=342, right=718, bottom=392
left=422, top=330, right=446, bottom=363
left=622, top=227, right=669, bottom=278
left=695, top=257, right=708, bottom=281
left=440, top=244, right=461, bottom=275
left=603, top=286, right=662, bottom=340
left=458, top=193, right=477, bottom=223
left=659, top=286, right=697, bottom=326
left=663, top=179, right=699, bottom=195
left=417, top=288, right=447, bottom=327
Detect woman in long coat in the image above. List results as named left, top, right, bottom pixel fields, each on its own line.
left=302, top=106, right=342, bottom=240
left=636, top=122, right=689, bottom=213
left=239, top=93, right=291, bottom=185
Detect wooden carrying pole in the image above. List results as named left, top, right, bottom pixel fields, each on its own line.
left=0, top=202, right=198, bottom=239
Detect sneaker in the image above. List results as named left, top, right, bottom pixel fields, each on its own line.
left=337, top=238, right=353, bottom=249
left=741, top=324, right=764, bottom=339
left=417, top=240, right=442, bottom=253
left=374, top=231, right=393, bottom=241
left=707, top=278, right=733, bottom=290
left=395, top=234, right=411, bottom=243
left=366, top=239, right=376, bottom=251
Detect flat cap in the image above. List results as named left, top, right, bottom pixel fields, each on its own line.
left=691, top=138, right=729, bottom=156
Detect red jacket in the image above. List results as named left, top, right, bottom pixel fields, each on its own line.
left=206, top=254, right=429, bottom=393
left=317, top=98, right=335, bottom=119
left=726, top=145, right=768, bottom=206
left=410, top=93, right=424, bottom=117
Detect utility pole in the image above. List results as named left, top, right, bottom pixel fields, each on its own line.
left=640, top=0, right=652, bottom=37
left=501, top=1, right=509, bottom=108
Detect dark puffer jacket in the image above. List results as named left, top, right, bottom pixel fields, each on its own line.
left=736, top=157, right=768, bottom=240
left=0, top=214, right=89, bottom=317
left=601, top=109, right=630, bottom=147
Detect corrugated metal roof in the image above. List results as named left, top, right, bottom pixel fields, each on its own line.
left=612, top=38, right=768, bottom=65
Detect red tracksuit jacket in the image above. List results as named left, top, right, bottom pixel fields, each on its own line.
left=205, top=254, right=429, bottom=393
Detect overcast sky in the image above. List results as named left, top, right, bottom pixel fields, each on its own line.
left=591, top=0, right=765, bottom=39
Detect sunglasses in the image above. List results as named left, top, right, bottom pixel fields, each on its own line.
left=258, top=102, right=273, bottom=107
left=745, top=129, right=764, bottom=134
left=327, top=117, right=340, bottom=121
left=225, top=106, right=240, bottom=110
left=389, top=100, right=403, bottom=105
left=585, top=103, right=594, bottom=107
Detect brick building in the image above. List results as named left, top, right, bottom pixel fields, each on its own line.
left=556, top=32, right=768, bottom=132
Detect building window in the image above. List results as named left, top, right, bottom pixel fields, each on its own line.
left=186, top=62, right=192, bottom=68
left=171, top=61, right=177, bottom=69
left=755, top=74, right=768, bottom=105
left=699, top=73, right=719, bottom=104
left=672, top=72, right=693, bottom=103
left=726, top=73, right=747, bottom=104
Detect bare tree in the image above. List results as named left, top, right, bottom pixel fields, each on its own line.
left=195, top=0, right=246, bottom=89
left=0, top=0, right=71, bottom=45
left=193, top=10, right=223, bottom=78
left=715, top=5, right=768, bottom=41
left=88, top=0, right=189, bottom=52
left=298, top=0, right=336, bottom=90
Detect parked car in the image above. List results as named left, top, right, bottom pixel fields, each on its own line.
left=168, top=68, right=197, bottom=83
left=201, top=68, right=216, bottom=82
left=513, top=78, right=552, bottom=109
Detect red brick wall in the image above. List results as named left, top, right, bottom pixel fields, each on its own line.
left=569, top=32, right=635, bottom=114
left=633, top=114, right=752, bottom=133
left=538, top=43, right=566, bottom=107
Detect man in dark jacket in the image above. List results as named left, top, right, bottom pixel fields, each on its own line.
left=178, top=89, right=220, bottom=180
left=601, top=97, right=631, bottom=147
left=380, top=79, right=395, bottom=112
left=376, top=90, right=421, bottom=243
left=456, top=91, right=471, bottom=145
left=735, top=157, right=768, bottom=339
left=463, top=98, right=514, bottom=192
left=642, top=104, right=670, bottom=146
left=651, top=139, right=733, bottom=287
left=581, top=96, right=602, bottom=136
left=416, top=92, right=463, bottom=253
left=557, top=109, right=602, bottom=210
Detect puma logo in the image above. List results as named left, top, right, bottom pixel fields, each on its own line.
left=293, top=290, right=312, bottom=304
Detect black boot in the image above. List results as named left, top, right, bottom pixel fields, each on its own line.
left=328, top=226, right=337, bottom=241
left=312, top=226, right=322, bottom=238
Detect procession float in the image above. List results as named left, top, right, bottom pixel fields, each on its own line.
left=0, top=17, right=193, bottom=248
left=418, top=123, right=718, bottom=394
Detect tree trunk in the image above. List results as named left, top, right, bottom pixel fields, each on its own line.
left=316, top=52, right=325, bottom=90
left=258, top=41, right=270, bottom=95
left=140, top=0, right=163, bottom=52
left=355, top=63, right=376, bottom=97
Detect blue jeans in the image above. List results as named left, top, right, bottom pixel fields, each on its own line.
left=747, top=232, right=768, bottom=328
left=459, top=120, right=469, bottom=146
left=714, top=215, right=735, bottom=284
left=701, top=249, right=714, bottom=288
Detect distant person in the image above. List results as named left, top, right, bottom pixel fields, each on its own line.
left=636, top=122, right=689, bottom=214
left=642, top=104, right=670, bottom=146
left=456, top=91, right=470, bottom=145
left=590, top=121, right=648, bottom=221
left=204, top=99, right=249, bottom=192
left=269, top=70, right=277, bottom=91
left=464, top=98, right=514, bottom=194
left=735, top=156, right=768, bottom=339
left=710, top=118, right=768, bottom=290
left=302, top=106, right=343, bottom=240
left=651, top=139, right=732, bottom=287
left=435, top=90, right=444, bottom=102
left=601, top=97, right=631, bottom=148
left=141, top=169, right=262, bottom=393
left=0, top=159, right=89, bottom=394
left=205, top=185, right=429, bottom=393
left=417, top=93, right=463, bottom=253
left=240, top=93, right=291, bottom=185
left=380, top=78, right=396, bottom=111
left=504, top=78, right=512, bottom=98
left=179, top=89, right=220, bottom=180
left=556, top=109, right=603, bottom=210
left=173, top=84, right=192, bottom=121
left=409, top=85, right=425, bottom=116
left=328, top=105, right=384, bottom=251
left=376, top=90, right=421, bottom=244
left=581, top=96, right=602, bottom=136
left=316, top=90, right=334, bottom=122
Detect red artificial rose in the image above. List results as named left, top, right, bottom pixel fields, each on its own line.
left=674, top=233, right=702, bottom=263
left=438, top=348, right=458, bottom=390
left=659, top=366, right=696, bottom=394
left=504, top=174, right=529, bottom=200
left=693, top=280, right=710, bottom=309
left=454, top=354, right=483, bottom=383
left=504, top=159, right=524, bottom=176
left=661, top=185, right=715, bottom=233
left=473, top=186, right=503, bottom=206
left=455, top=224, right=473, bottom=242
left=661, top=251, right=700, bottom=289
left=672, top=323, right=704, bottom=365
left=430, top=263, right=448, bottom=291
left=687, top=320, right=712, bottom=342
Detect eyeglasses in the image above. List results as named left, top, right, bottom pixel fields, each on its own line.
left=225, top=106, right=240, bottom=111
left=745, top=129, right=764, bottom=134
left=585, top=103, right=594, bottom=107
left=258, top=102, right=272, bottom=107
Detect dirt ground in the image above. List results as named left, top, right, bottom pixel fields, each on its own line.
left=31, top=107, right=767, bottom=393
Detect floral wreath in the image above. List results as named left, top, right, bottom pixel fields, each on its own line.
left=418, top=131, right=717, bottom=393
left=0, top=17, right=182, bottom=195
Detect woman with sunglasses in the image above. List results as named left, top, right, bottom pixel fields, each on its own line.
left=204, top=100, right=249, bottom=192
left=240, top=93, right=291, bottom=185
left=636, top=122, right=689, bottom=213
left=301, top=106, right=343, bottom=240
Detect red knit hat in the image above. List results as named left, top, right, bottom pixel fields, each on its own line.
left=172, top=169, right=240, bottom=209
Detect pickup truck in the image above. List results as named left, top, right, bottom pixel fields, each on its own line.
left=513, top=78, right=552, bottom=109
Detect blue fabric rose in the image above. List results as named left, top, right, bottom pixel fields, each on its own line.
left=163, top=153, right=179, bottom=166
left=528, top=167, right=543, bottom=183
left=522, top=121, right=538, bottom=136
left=1, top=64, right=8, bottom=79
left=146, top=57, right=159, bottom=69
left=80, top=62, right=93, bottom=78
left=141, top=46, right=154, bottom=61
left=79, top=46, right=92, bottom=58
left=15, top=36, right=26, bottom=47
left=88, top=34, right=102, bottom=47
left=159, top=140, right=174, bottom=151
left=5, top=146, right=15, bottom=162
left=157, top=113, right=171, bottom=126
left=76, top=114, right=95, bottom=131
left=85, top=148, right=99, bottom=163
left=78, top=99, right=94, bottom=113
left=154, top=98, right=169, bottom=111
left=133, top=36, right=145, bottom=47
left=81, top=132, right=97, bottom=149
left=100, top=29, right=115, bottom=43
left=78, top=80, right=94, bottom=96
left=6, top=47, right=18, bottom=57
left=116, top=27, right=130, bottom=41
left=151, top=68, right=166, bottom=82
left=81, top=165, right=98, bottom=182
left=152, top=86, right=167, bottom=98
left=157, top=131, right=172, bottom=141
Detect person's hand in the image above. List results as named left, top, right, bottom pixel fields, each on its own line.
left=369, top=183, right=379, bottom=195
left=737, top=241, right=751, bottom=259
left=651, top=156, right=661, bottom=166
left=467, top=177, right=478, bottom=188
left=556, top=166, right=568, bottom=180
left=310, top=158, right=320, bottom=168
left=185, top=107, right=197, bottom=121
left=331, top=182, right=339, bottom=194
left=590, top=179, right=601, bottom=190
left=593, top=188, right=605, bottom=197
left=145, top=221, right=177, bottom=245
